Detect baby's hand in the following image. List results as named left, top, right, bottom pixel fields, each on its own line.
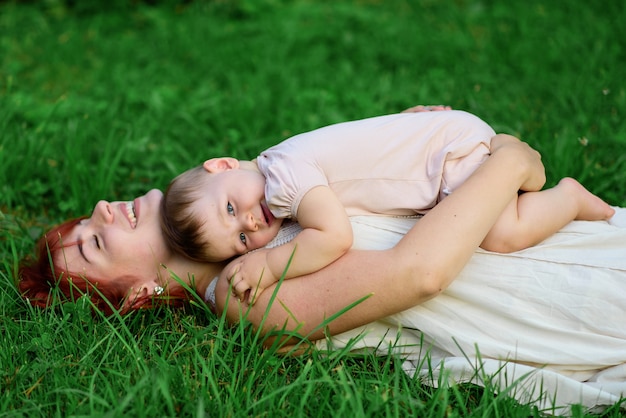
left=224, top=250, right=279, bottom=305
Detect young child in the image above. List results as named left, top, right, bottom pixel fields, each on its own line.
left=161, top=109, right=615, bottom=304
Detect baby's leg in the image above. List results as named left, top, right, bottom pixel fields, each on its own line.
left=481, top=177, right=615, bottom=253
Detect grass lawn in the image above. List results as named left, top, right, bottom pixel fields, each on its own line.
left=1, top=0, right=625, bottom=416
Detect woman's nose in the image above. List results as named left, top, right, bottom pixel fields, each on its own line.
left=92, top=201, right=114, bottom=224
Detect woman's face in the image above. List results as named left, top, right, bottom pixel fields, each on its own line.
left=55, top=189, right=170, bottom=285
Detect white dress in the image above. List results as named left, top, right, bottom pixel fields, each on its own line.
left=312, top=210, right=626, bottom=415
left=205, top=209, right=626, bottom=413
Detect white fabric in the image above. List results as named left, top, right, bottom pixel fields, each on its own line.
left=314, top=210, right=626, bottom=415
left=204, top=275, right=218, bottom=311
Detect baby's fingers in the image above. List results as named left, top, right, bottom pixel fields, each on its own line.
left=225, top=264, right=241, bottom=283
left=232, top=278, right=252, bottom=303
left=247, top=286, right=265, bottom=306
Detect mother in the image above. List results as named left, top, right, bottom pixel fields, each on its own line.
left=18, top=116, right=626, bottom=414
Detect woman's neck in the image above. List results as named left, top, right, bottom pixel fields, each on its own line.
left=162, top=254, right=228, bottom=298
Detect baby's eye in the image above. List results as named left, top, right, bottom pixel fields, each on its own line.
left=94, top=235, right=101, bottom=250
left=227, top=202, right=235, bottom=216
left=239, top=233, right=247, bottom=245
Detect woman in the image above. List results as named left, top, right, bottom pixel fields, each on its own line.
left=19, top=125, right=625, bottom=414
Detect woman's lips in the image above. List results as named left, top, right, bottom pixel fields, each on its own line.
left=133, top=197, right=140, bottom=226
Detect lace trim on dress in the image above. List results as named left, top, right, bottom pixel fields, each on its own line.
left=204, top=276, right=218, bottom=311
left=263, top=220, right=302, bottom=249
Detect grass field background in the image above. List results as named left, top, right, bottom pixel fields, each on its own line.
left=1, top=0, right=625, bottom=416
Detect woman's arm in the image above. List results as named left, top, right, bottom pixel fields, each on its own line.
left=216, top=135, right=544, bottom=342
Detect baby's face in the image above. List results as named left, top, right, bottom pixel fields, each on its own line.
left=189, top=168, right=283, bottom=261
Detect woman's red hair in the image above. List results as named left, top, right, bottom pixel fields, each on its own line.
left=18, top=217, right=190, bottom=315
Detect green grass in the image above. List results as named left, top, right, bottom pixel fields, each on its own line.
left=1, top=0, right=625, bottom=416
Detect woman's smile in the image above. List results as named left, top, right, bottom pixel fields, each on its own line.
left=124, top=201, right=137, bottom=228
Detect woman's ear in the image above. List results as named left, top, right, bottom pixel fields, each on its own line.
left=203, top=157, right=239, bottom=173
left=126, top=281, right=164, bottom=305
left=122, top=283, right=151, bottom=310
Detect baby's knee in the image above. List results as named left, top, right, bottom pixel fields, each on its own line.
left=480, top=234, right=527, bottom=253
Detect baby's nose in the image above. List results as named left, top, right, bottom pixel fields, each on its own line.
left=243, top=213, right=258, bottom=231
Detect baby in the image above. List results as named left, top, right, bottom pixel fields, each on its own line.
left=161, top=109, right=615, bottom=304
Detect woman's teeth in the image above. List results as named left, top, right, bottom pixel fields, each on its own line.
left=125, top=202, right=137, bottom=227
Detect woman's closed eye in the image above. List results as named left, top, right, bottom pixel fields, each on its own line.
left=94, top=235, right=101, bottom=250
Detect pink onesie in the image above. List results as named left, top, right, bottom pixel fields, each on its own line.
left=256, top=110, right=495, bottom=219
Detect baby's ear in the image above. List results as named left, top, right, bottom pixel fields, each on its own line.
left=203, top=157, right=239, bottom=173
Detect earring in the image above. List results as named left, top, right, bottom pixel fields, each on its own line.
left=154, top=286, right=164, bottom=296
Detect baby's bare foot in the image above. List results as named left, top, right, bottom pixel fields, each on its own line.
left=559, top=177, right=615, bottom=220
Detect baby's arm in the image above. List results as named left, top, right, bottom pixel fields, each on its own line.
left=270, top=185, right=354, bottom=276
left=226, top=186, right=353, bottom=304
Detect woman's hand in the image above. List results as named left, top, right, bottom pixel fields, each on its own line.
left=490, top=134, right=545, bottom=192
left=401, top=104, right=452, bottom=113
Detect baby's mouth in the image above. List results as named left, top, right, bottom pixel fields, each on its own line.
left=261, top=203, right=274, bottom=225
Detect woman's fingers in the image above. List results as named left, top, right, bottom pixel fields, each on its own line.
left=489, top=133, right=522, bottom=152
left=401, top=104, right=452, bottom=113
